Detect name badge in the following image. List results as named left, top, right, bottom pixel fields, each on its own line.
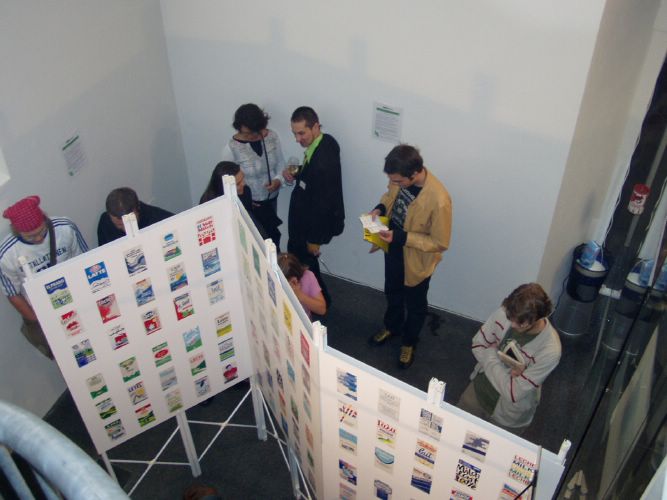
left=298, top=180, right=307, bottom=190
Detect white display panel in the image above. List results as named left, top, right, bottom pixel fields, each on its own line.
left=318, top=347, right=564, bottom=500
left=234, top=206, right=324, bottom=498
left=24, top=196, right=252, bottom=454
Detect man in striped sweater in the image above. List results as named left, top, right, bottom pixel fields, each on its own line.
left=0, top=196, right=88, bottom=358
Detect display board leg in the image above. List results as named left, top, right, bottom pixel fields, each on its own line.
left=287, top=446, right=300, bottom=498
left=100, top=451, right=118, bottom=482
left=176, top=412, right=201, bottom=477
left=250, top=375, right=268, bottom=441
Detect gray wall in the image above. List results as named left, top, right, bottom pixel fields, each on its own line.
left=0, top=1, right=190, bottom=414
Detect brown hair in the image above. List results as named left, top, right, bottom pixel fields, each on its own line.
left=277, top=253, right=305, bottom=281
left=502, top=283, right=553, bottom=325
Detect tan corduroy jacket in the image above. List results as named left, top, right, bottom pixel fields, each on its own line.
left=379, top=168, right=452, bottom=286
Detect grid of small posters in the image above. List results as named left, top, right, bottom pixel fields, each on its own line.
left=23, top=195, right=259, bottom=456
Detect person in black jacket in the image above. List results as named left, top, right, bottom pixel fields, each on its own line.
left=97, top=187, right=173, bottom=246
left=283, top=106, right=345, bottom=306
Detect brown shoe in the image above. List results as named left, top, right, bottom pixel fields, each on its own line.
left=369, top=329, right=393, bottom=346
left=399, top=345, right=415, bottom=369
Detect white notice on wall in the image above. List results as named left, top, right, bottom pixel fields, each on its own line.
left=62, top=133, right=87, bottom=177
left=373, top=102, right=402, bottom=143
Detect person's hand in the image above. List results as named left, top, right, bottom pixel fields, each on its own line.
left=265, top=179, right=281, bottom=193
left=307, top=242, right=321, bottom=256
left=510, top=367, right=524, bottom=377
left=378, top=230, right=393, bottom=243
left=282, top=168, right=295, bottom=184
left=369, top=244, right=381, bottom=254
left=369, top=208, right=381, bottom=221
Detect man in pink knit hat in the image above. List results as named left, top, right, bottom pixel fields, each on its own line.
left=0, top=196, right=87, bottom=358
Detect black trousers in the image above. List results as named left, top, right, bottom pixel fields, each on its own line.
left=383, top=245, right=431, bottom=347
left=252, top=197, right=282, bottom=252
left=287, top=238, right=331, bottom=307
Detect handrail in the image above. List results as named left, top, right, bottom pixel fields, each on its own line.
left=0, top=400, right=128, bottom=499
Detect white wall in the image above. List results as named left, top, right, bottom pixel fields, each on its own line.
left=161, top=0, right=605, bottom=319
left=0, top=1, right=190, bottom=415
left=538, top=0, right=667, bottom=295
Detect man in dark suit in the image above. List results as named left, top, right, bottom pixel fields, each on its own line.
left=283, top=107, right=345, bottom=307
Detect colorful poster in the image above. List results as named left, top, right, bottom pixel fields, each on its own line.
left=238, top=221, right=247, bottom=252
left=302, top=365, right=311, bottom=394
left=339, top=428, right=357, bottom=454
left=376, top=419, right=396, bottom=448
left=374, top=447, right=395, bottom=473
left=455, top=459, right=481, bottom=490
left=124, top=246, right=147, bottom=276
left=374, top=480, right=393, bottom=500
left=419, top=408, right=443, bottom=441
left=86, top=373, right=107, bottom=399
left=283, top=301, right=292, bottom=334
left=142, top=308, right=162, bottom=335
left=462, top=431, right=490, bottom=463
left=60, top=310, right=84, bottom=337
left=162, top=231, right=181, bottom=261
left=97, top=294, right=120, bottom=323
left=85, top=262, right=111, bottom=293
left=215, top=312, right=232, bottom=337
left=337, top=369, right=358, bottom=401
left=218, top=337, right=234, bottom=362
left=411, top=468, right=433, bottom=494
left=189, top=352, right=206, bottom=376
left=159, top=366, right=178, bottom=391
left=152, top=342, right=172, bottom=367
left=104, top=419, right=125, bottom=441
left=201, top=248, right=221, bottom=277
left=499, top=483, right=526, bottom=500
left=127, top=381, right=148, bottom=405
left=196, top=216, right=216, bottom=246
left=173, top=292, right=194, bottom=320
left=194, top=375, right=210, bottom=397
left=72, top=339, right=96, bottom=367
left=95, top=398, right=117, bottom=420
left=267, top=273, right=276, bottom=305
left=119, top=356, right=140, bottom=382
left=167, top=262, right=188, bottom=292
left=183, top=326, right=202, bottom=352
left=300, top=332, right=310, bottom=366
left=509, top=455, right=536, bottom=486
left=339, top=459, right=357, bottom=486
left=339, top=401, right=358, bottom=428
left=340, top=482, right=356, bottom=500
left=415, top=439, right=437, bottom=468
left=135, top=403, right=156, bottom=427
left=223, top=361, right=238, bottom=383
left=108, top=324, right=129, bottom=350
left=166, top=388, right=183, bottom=412
left=450, top=489, right=473, bottom=500
left=251, top=245, right=261, bottom=275
left=134, top=278, right=155, bottom=306
left=207, top=279, right=225, bottom=305
left=45, top=277, right=73, bottom=309
left=378, top=389, right=400, bottom=420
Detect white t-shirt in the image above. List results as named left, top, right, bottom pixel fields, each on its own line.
left=0, top=217, right=88, bottom=297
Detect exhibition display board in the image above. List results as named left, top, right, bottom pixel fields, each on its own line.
left=24, top=182, right=565, bottom=499
left=318, top=348, right=565, bottom=499
left=233, top=203, right=325, bottom=498
left=23, top=195, right=253, bottom=454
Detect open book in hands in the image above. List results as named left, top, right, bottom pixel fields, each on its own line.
left=497, top=339, right=526, bottom=372
left=361, top=214, right=390, bottom=252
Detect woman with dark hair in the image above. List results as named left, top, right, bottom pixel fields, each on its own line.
left=200, top=161, right=267, bottom=239
left=277, top=253, right=326, bottom=318
left=222, top=103, right=285, bottom=250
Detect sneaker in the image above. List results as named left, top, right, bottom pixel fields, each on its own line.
left=399, top=345, right=415, bottom=369
left=369, top=329, right=393, bottom=346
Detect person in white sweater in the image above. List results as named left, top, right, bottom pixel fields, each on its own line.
left=458, top=283, right=562, bottom=433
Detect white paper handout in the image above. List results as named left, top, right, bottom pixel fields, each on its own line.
left=359, top=214, right=388, bottom=234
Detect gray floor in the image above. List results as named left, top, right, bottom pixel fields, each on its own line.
left=39, top=274, right=592, bottom=498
